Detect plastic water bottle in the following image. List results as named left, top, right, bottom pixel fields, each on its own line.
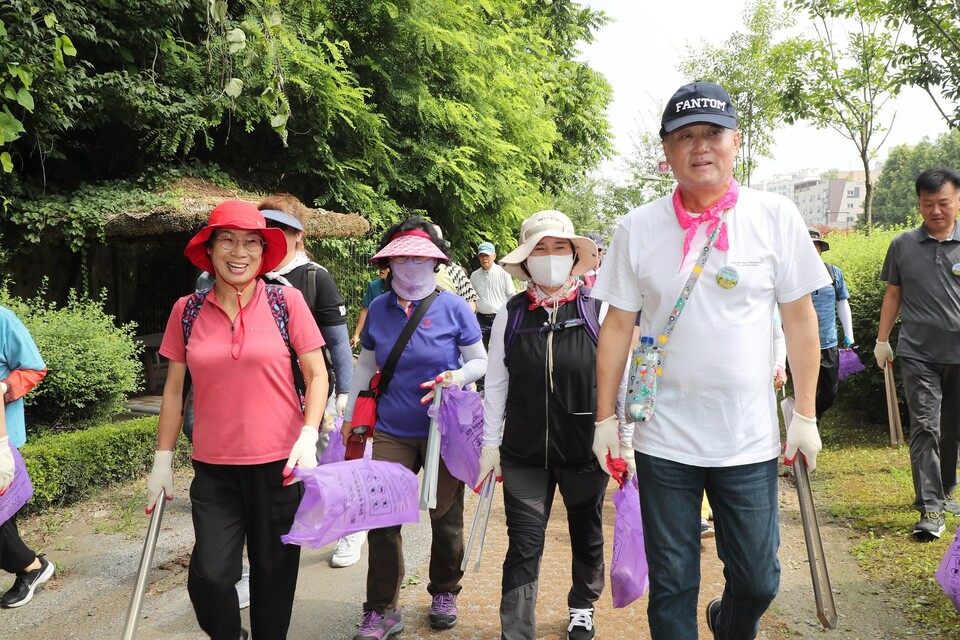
left=626, top=336, right=661, bottom=422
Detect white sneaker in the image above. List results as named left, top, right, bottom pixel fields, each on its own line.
left=331, top=531, right=366, bottom=568
left=235, top=571, right=250, bottom=609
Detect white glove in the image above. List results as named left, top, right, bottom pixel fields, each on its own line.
left=784, top=412, right=822, bottom=471
left=874, top=340, right=893, bottom=369
left=621, top=445, right=636, bottom=479
left=0, top=436, right=14, bottom=494
left=335, top=393, right=348, bottom=417
left=772, top=365, right=787, bottom=390
left=321, top=412, right=337, bottom=434
left=419, top=370, right=465, bottom=404
left=283, top=426, right=319, bottom=486
left=592, top=415, right=621, bottom=474
left=146, top=450, right=174, bottom=514
left=475, top=446, right=502, bottom=491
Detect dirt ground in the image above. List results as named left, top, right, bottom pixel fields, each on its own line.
left=0, top=465, right=935, bottom=639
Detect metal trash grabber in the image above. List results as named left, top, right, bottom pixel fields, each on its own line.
left=883, top=363, right=905, bottom=447
left=419, top=384, right=443, bottom=511
left=781, top=397, right=838, bottom=630
left=121, top=489, right=166, bottom=640
left=461, top=472, right=496, bottom=572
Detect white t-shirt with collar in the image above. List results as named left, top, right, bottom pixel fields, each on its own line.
left=592, top=187, right=830, bottom=467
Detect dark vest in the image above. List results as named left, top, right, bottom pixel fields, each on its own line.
left=501, top=294, right=598, bottom=469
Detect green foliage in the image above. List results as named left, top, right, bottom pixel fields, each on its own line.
left=872, top=129, right=960, bottom=227
left=0, top=283, right=143, bottom=429
left=814, top=401, right=960, bottom=637
left=19, top=416, right=192, bottom=513
left=680, top=0, right=803, bottom=186
left=782, top=1, right=900, bottom=232
left=0, top=0, right=613, bottom=268
left=5, top=180, right=179, bottom=252
left=823, top=226, right=907, bottom=421
left=868, top=0, right=960, bottom=127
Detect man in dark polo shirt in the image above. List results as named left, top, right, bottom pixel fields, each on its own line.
left=875, top=167, right=960, bottom=541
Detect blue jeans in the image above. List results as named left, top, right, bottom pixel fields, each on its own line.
left=635, top=453, right=780, bottom=640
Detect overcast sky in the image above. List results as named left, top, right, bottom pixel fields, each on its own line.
left=580, top=0, right=951, bottom=182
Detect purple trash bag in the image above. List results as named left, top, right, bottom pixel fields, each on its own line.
left=0, top=442, right=33, bottom=526
left=936, top=528, right=960, bottom=612
left=838, top=347, right=865, bottom=380
left=432, top=385, right=483, bottom=488
left=610, top=476, right=649, bottom=608
left=318, top=417, right=346, bottom=465
left=282, top=459, right=419, bottom=549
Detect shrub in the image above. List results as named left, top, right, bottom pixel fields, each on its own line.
left=825, top=223, right=914, bottom=423
left=0, top=283, right=143, bottom=430
left=19, top=416, right=192, bottom=514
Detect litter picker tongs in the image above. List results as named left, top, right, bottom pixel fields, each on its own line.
left=420, top=385, right=443, bottom=511
left=883, top=362, right=906, bottom=447
left=461, top=472, right=496, bottom=571
left=781, top=396, right=838, bottom=630
left=121, top=488, right=166, bottom=640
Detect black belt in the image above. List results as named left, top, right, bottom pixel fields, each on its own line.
left=477, top=312, right=497, bottom=319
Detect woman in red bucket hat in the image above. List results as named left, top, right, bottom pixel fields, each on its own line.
left=145, top=199, right=329, bottom=639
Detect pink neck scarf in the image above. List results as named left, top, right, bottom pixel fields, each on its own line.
left=672, top=178, right=738, bottom=266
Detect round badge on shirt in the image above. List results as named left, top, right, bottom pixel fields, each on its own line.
left=952, top=263, right=960, bottom=276
left=716, top=265, right=739, bottom=289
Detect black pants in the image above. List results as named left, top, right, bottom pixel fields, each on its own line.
left=188, top=459, right=303, bottom=640
left=0, top=516, right=35, bottom=575
left=499, top=462, right=608, bottom=640
left=815, top=346, right=839, bottom=420
left=477, top=313, right=497, bottom=350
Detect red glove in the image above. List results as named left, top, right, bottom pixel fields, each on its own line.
left=606, top=454, right=628, bottom=489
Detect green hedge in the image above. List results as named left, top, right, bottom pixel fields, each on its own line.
left=0, top=284, right=143, bottom=430
left=19, top=416, right=191, bottom=514
left=823, top=224, right=913, bottom=423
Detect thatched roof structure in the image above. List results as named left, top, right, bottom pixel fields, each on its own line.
left=103, top=178, right=370, bottom=239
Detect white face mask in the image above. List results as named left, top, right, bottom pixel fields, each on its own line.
left=525, top=253, right=574, bottom=287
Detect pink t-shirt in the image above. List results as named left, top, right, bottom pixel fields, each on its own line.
left=160, top=280, right=325, bottom=465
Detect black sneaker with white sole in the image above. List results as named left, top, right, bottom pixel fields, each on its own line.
left=567, top=606, right=595, bottom=640
left=1, top=555, right=55, bottom=608
left=913, top=511, right=946, bottom=541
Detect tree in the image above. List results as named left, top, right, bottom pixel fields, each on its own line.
left=871, top=128, right=960, bottom=227
left=680, top=0, right=803, bottom=186
left=0, top=0, right=614, bottom=270
left=782, top=0, right=901, bottom=232
left=869, top=0, right=960, bottom=126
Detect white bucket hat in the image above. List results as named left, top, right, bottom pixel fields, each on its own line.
left=499, top=210, right=597, bottom=280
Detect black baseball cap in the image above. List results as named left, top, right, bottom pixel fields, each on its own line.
left=660, top=82, right=738, bottom=138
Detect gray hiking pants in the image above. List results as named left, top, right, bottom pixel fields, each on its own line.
left=499, top=462, right=608, bottom=640
left=900, top=357, right=960, bottom=512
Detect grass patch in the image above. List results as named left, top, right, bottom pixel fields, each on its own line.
left=813, top=397, right=960, bottom=635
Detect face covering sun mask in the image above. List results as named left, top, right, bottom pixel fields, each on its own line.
left=390, top=259, right=437, bottom=300
left=525, top=253, right=575, bottom=288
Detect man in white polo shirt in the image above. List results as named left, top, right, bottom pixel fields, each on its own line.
left=470, top=241, right=515, bottom=350
left=591, top=81, right=827, bottom=640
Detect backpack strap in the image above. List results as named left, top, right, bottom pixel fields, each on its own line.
left=179, top=288, right=211, bottom=414
left=179, top=285, right=307, bottom=416
left=264, top=284, right=307, bottom=413
left=502, top=287, right=600, bottom=367
left=304, top=262, right=320, bottom=311
left=576, top=286, right=602, bottom=346
left=824, top=262, right=837, bottom=288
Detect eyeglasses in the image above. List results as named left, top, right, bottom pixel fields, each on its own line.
left=214, top=234, right=265, bottom=253
left=391, top=256, right=432, bottom=264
